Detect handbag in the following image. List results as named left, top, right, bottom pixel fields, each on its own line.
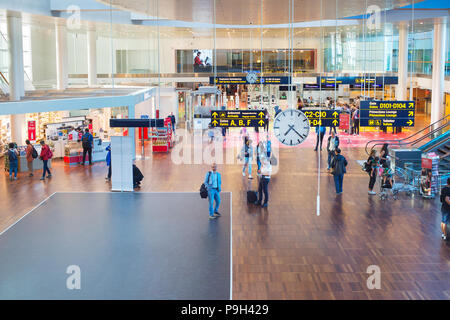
left=200, top=172, right=211, bottom=199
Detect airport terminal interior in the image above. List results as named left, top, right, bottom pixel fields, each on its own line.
left=0, top=0, right=449, bottom=300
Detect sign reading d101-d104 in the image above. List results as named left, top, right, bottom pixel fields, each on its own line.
left=360, top=100, right=415, bottom=127
left=210, top=110, right=267, bottom=127
left=303, top=109, right=340, bottom=127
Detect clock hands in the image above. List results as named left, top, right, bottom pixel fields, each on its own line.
left=289, top=125, right=304, bottom=139
left=284, top=126, right=293, bottom=136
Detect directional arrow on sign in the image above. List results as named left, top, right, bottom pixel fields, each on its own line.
left=407, top=120, right=413, bottom=126
left=258, top=120, right=265, bottom=126
left=258, top=111, right=265, bottom=118
left=332, top=111, right=339, bottom=118
left=212, top=120, right=218, bottom=126
left=408, top=111, right=414, bottom=117
left=212, top=112, right=218, bottom=118
left=332, top=119, right=338, bottom=126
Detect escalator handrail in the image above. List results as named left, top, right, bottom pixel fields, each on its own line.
left=367, top=122, right=449, bottom=154
left=365, top=114, right=450, bottom=155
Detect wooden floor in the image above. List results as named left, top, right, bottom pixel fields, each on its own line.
left=0, top=131, right=449, bottom=300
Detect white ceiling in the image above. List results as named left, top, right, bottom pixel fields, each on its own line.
left=98, top=0, right=418, bottom=25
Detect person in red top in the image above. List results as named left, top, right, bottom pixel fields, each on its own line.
left=194, top=52, right=203, bottom=67
left=39, top=140, right=52, bottom=181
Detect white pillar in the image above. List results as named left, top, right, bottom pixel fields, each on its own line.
left=396, top=22, right=408, bottom=101
left=87, top=27, right=97, bottom=86
left=7, top=11, right=24, bottom=101
left=10, top=114, right=26, bottom=145
left=431, top=18, right=447, bottom=127
left=55, top=21, right=68, bottom=90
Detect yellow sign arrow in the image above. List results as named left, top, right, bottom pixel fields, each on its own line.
left=332, top=111, right=339, bottom=118
left=212, top=112, right=218, bottom=118
left=258, top=120, right=265, bottom=126
left=258, top=112, right=265, bottom=118
left=408, top=111, right=414, bottom=117
left=332, top=119, right=338, bottom=126
left=212, top=120, right=218, bottom=126
left=407, top=120, right=413, bottom=126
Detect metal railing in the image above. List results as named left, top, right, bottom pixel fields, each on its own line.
left=365, top=114, right=450, bottom=156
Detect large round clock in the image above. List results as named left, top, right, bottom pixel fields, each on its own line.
left=246, top=71, right=258, bottom=84
left=273, top=109, right=310, bottom=146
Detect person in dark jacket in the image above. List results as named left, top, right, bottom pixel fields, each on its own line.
left=169, top=112, right=176, bottom=134
left=81, top=128, right=94, bottom=165
left=6, top=143, right=19, bottom=181
left=330, top=148, right=348, bottom=195
left=368, top=151, right=379, bottom=195
left=379, top=143, right=389, bottom=166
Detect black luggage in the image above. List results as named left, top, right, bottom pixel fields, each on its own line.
left=247, top=190, right=258, bottom=203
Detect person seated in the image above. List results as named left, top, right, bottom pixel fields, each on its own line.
left=381, top=162, right=393, bottom=189
left=420, top=170, right=432, bottom=196
left=133, top=164, right=144, bottom=189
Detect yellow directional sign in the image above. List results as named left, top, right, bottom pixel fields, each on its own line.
left=304, top=110, right=340, bottom=127
left=408, top=111, right=414, bottom=117
left=210, top=110, right=267, bottom=127
left=407, top=119, right=413, bottom=126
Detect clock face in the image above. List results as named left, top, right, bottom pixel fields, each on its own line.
left=273, top=109, right=310, bottom=146
left=246, top=72, right=258, bottom=84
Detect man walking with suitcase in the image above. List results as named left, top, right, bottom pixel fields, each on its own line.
left=204, top=163, right=222, bottom=220
left=255, top=157, right=272, bottom=208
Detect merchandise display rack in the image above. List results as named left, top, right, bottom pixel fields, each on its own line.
left=151, top=117, right=173, bottom=153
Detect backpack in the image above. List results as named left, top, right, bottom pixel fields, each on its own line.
left=82, top=134, right=90, bottom=148
left=8, top=150, right=17, bottom=162
left=31, top=147, right=38, bottom=159
left=200, top=172, right=211, bottom=199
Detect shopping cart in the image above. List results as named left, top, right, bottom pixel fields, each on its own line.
left=391, top=166, right=419, bottom=197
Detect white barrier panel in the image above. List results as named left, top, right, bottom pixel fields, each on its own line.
left=111, top=136, right=133, bottom=192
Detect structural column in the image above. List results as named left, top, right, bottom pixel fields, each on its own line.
left=431, top=17, right=447, bottom=128
left=55, top=21, right=68, bottom=90
left=87, top=26, right=97, bottom=86
left=7, top=11, right=25, bottom=101
left=395, top=22, right=408, bottom=101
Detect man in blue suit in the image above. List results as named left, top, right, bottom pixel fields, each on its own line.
left=204, top=163, right=222, bottom=220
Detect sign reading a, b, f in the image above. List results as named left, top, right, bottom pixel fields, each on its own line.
left=366, top=5, right=381, bottom=31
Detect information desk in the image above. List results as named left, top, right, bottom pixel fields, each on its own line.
left=17, top=157, right=52, bottom=172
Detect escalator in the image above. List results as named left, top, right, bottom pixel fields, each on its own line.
left=419, top=131, right=450, bottom=171
left=365, top=114, right=450, bottom=173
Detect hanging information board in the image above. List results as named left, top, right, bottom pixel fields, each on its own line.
left=210, top=110, right=267, bottom=127
left=303, top=110, right=340, bottom=127
left=360, top=100, right=415, bottom=127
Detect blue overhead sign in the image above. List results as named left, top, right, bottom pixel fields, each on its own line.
left=317, top=76, right=398, bottom=85
left=210, top=76, right=291, bottom=85
left=360, top=100, right=415, bottom=127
